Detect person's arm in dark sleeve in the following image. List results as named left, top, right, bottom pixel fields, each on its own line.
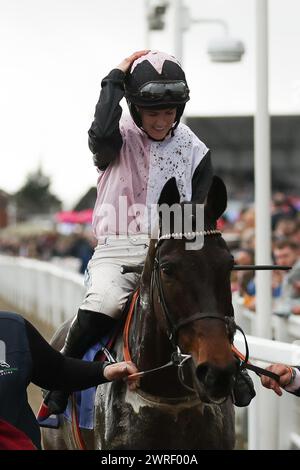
left=88, top=69, right=125, bottom=171
left=191, top=150, right=214, bottom=203
left=25, top=320, right=109, bottom=391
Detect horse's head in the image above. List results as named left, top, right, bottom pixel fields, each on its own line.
left=148, top=175, right=237, bottom=403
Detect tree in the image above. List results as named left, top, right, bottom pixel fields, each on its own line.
left=73, top=187, right=96, bottom=211
left=14, top=167, right=62, bottom=220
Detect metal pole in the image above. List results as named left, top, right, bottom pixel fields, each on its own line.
left=251, top=0, right=277, bottom=450
left=172, top=0, right=186, bottom=126
left=254, top=0, right=272, bottom=339
left=173, top=0, right=183, bottom=65
left=144, top=0, right=150, bottom=49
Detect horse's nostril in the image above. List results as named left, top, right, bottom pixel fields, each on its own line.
left=196, top=363, right=209, bottom=383
left=196, top=362, right=236, bottom=397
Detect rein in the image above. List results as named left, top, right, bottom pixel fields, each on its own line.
left=123, top=291, right=192, bottom=381
left=232, top=265, right=291, bottom=271
left=232, top=345, right=280, bottom=382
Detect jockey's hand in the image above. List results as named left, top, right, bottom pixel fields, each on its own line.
left=260, top=364, right=294, bottom=396
left=103, top=361, right=139, bottom=390
left=116, top=50, right=150, bottom=73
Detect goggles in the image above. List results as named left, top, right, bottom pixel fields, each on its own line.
left=133, top=81, right=189, bottom=102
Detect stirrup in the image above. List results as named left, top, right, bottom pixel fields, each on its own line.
left=44, top=390, right=70, bottom=415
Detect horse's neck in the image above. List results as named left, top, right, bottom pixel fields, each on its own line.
left=129, top=283, right=192, bottom=398
left=131, top=284, right=171, bottom=370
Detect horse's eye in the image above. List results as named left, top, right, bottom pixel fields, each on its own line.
left=161, top=264, right=174, bottom=276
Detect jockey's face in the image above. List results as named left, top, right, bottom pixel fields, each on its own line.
left=137, top=107, right=177, bottom=140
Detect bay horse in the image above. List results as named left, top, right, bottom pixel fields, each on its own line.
left=42, top=175, right=238, bottom=450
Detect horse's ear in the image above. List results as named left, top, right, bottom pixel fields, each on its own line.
left=191, top=151, right=213, bottom=203
left=157, top=177, right=180, bottom=207
left=205, top=175, right=227, bottom=220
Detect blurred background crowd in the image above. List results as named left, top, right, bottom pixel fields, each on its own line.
left=0, top=174, right=299, bottom=318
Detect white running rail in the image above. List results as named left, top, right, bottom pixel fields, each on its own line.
left=1, top=253, right=300, bottom=449
left=0, top=254, right=85, bottom=328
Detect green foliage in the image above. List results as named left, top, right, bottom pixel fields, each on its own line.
left=73, top=187, right=96, bottom=211
left=14, top=167, right=61, bottom=219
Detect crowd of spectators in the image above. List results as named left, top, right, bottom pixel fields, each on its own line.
left=0, top=228, right=96, bottom=274
left=0, top=192, right=299, bottom=313
left=227, top=192, right=300, bottom=318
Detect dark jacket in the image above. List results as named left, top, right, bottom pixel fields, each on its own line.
left=0, top=311, right=109, bottom=449
left=88, top=69, right=125, bottom=171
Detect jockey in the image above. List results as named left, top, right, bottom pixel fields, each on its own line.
left=0, top=311, right=138, bottom=449
left=46, top=50, right=253, bottom=414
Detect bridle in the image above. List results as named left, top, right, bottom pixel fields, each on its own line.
left=122, top=229, right=287, bottom=392
left=153, top=229, right=237, bottom=351
left=151, top=229, right=241, bottom=394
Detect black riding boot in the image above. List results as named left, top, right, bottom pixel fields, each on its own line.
left=232, top=368, right=256, bottom=407
left=46, top=309, right=116, bottom=415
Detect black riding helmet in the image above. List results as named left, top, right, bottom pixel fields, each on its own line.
left=124, top=50, right=190, bottom=129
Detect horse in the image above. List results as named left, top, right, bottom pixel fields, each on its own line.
left=42, top=175, right=238, bottom=450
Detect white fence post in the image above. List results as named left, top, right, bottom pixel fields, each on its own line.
left=234, top=333, right=300, bottom=449
left=0, top=254, right=85, bottom=328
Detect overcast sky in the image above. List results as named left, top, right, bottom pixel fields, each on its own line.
left=1, top=0, right=300, bottom=208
